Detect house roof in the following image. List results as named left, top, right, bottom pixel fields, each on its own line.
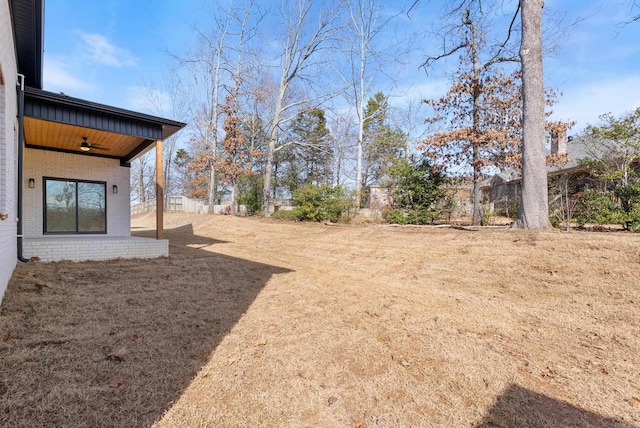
left=24, top=87, right=186, bottom=141
left=547, top=137, right=593, bottom=173
left=9, top=0, right=44, bottom=88
left=547, top=136, right=632, bottom=174
left=24, top=87, right=187, bottom=164
left=480, top=169, right=520, bottom=188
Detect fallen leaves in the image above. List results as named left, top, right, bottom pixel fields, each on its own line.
left=3, top=332, right=10, bottom=341
left=627, top=396, right=640, bottom=405
left=108, top=374, right=124, bottom=389
left=253, top=338, right=267, bottom=346
left=106, top=347, right=128, bottom=362
left=33, top=281, right=52, bottom=293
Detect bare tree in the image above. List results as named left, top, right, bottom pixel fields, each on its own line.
left=513, top=0, right=551, bottom=229
left=391, top=98, right=428, bottom=162
left=629, top=0, right=640, bottom=22
left=549, top=172, right=578, bottom=231
left=131, top=152, right=153, bottom=203
left=329, top=112, right=358, bottom=187
left=176, top=0, right=265, bottom=209
left=176, top=4, right=234, bottom=209
left=261, top=0, right=341, bottom=217
left=340, top=0, right=405, bottom=208
left=135, top=76, right=189, bottom=205
left=242, top=68, right=273, bottom=174
left=217, top=1, right=263, bottom=215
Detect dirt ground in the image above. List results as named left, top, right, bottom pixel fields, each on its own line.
left=1, top=212, right=639, bottom=427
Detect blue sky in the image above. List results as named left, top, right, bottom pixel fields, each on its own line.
left=43, top=0, right=640, bottom=135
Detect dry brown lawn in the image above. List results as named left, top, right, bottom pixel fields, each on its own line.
left=1, top=212, right=639, bottom=427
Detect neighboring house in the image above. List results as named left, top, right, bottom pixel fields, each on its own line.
left=481, top=130, right=576, bottom=215
left=480, top=170, right=520, bottom=216
left=481, top=129, right=640, bottom=215
left=366, top=185, right=393, bottom=211
left=0, top=0, right=186, bottom=301
left=441, top=177, right=473, bottom=217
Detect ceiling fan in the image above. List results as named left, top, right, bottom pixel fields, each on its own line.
left=80, top=137, right=109, bottom=152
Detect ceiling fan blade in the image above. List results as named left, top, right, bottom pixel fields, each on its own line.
left=80, top=137, right=110, bottom=152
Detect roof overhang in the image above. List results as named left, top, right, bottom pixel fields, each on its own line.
left=23, top=87, right=186, bottom=165
left=10, top=0, right=44, bottom=88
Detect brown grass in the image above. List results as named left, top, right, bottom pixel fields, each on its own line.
left=1, top=212, right=640, bottom=427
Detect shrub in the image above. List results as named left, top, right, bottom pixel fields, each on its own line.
left=481, top=204, right=497, bottom=226
left=386, top=208, right=408, bottom=224
left=387, top=156, right=445, bottom=225
left=386, top=208, right=439, bottom=225
left=237, top=175, right=263, bottom=214
left=271, top=209, right=299, bottom=221
left=504, top=197, right=520, bottom=220
left=575, top=189, right=622, bottom=227
left=291, top=184, right=348, bottom=222
left=615, top=182, right=640, bottom=230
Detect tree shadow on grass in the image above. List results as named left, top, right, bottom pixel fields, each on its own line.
left=478, top=384, right=637, bottom=428
left=0, top=223, right=292, bottom=427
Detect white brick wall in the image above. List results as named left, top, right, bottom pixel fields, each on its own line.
left=0, top=1, right=19, bottom=301
left=23, top=236, right=168, bottom=262
left=20, top=148, right=170, bottom=262
left=23, top=148, right=131, bottom=237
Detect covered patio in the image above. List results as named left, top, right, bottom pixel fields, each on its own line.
left=20, top=87, right=185, bottom=262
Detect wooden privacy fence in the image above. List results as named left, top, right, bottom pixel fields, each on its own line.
left=131, top=196, right=249, bottom=215
left=131, top=196, right=296, bottom=215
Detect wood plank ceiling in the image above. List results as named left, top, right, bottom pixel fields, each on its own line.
left=24, top=117, right=147, bottom=159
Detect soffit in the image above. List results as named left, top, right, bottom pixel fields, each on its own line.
left=24, top=117, right=152, bottom=160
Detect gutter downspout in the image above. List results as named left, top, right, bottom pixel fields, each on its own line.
left=16, top=74, right=29, bottom=263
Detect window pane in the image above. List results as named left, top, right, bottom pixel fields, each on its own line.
left=46, top=180, right=77, bottom=232
left=78, top=182, right=106, bottom=232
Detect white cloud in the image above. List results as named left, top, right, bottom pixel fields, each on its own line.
left=43, top=56, right=95, bottom=93
left=79, top=32, right=138, bottom=68
left=551, top=73, right=640, bottom=133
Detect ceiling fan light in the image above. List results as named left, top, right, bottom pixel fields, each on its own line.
left=80, top=140, right=91, bottom=151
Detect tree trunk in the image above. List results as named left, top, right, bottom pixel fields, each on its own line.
left=470, top=19, right=483, bottom=226
left=208, top=167, right=216, bottom=205
left=231, top=180, right=238, bottom=216
left=263, top=117, right=279, bottom=218
left=163, top=140, right=175, bottom=210
left=263, top=63, right=287, bottom=218
left=472, top=145, right=483, bottom=225
left=207, top=43, right=223, bottom=212
left=514, top=0, right=551, bottom=229
left=138, top=160, right=146, bottom=203
left=355, top=54, right=366, bottom=209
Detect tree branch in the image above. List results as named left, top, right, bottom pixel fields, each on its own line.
left=421, top=42, right=467, bottom=71
left=483, top=3, right=521, bottom=68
